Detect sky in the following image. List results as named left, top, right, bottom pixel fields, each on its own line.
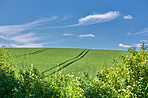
left=0, top=0, right=148, bottom=50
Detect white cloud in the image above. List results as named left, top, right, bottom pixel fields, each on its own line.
left=10, top=40, right=62, bottom=48
left=50, top=11, right=119, bottom=28
left=10, top=33, right=40, bottom=43
left=63, top=33, right=74, bottom=36
left=134, top=43, right=141, bottom=47
left=119, top=43, right=132, bottom=48
left=119, top=43, right=148, bottom=48
left=0, top=16, right=57, bottom=35
left=0, top=32, right=43, bottom=48
left=11, top=43, right=44, bottom=48
left=140, top=40, right=148, bottom=42
left=134, top=43, right=148, bottom=47
left=0, top=32, right=40, bottom=44
left=0, top=16, right=58, bottom=47
left=123, top=15, right=133, bottom=19
left=0, top=25, right=26, bottom=35
left=128, top=28, right=148, bottom=35
left=79, top=34, right=95, bottom=37
left=0, top=35, right=6, bottom=40
left=78, top=11, right=119, bottom=25
left=127, top=32, right=132, bottom=35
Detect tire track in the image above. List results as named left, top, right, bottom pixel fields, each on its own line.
left=14, top=49, right=46, bottom=57
left=41, top=49, right=87, bottom=74
left=44, top=50, right=90, bottom=77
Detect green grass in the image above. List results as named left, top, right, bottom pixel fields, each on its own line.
left=7, top=48, right=127, bottom=76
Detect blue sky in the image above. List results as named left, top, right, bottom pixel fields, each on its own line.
left=0, top=0, right=148, bottom=50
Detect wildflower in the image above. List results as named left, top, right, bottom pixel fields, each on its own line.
left=76, top=77, right=80, bottom=80
left=122, top=89, right=126, bottom=91
left=127, top=85, right=131, bottom=88
left=71, top=75, right=74, bottom=77
left=66, top=74, right=70, bottom=76
left=94, top=79, right=98, bottom=82
left=31, top=64, right=34, bottom=68
left=95, top=79, right=98, bottom=81
left=13, top=88, right=18, bottom=91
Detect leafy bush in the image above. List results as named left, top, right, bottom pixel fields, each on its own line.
left=0, top=48, right=60, bottom=97
left=83, top=43, right=148, bottom=97
left=14, top=67, right=60, bottom=97
left=0, top=48, right=18, bottom=97
left=0, top=44, right=147, bottom=97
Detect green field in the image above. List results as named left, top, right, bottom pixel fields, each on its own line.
left=7, top=48, right=127, bottom=76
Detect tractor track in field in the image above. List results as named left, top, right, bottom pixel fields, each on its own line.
left=43, top=49, right=90, bottom=77
left=14, top=49, right=46, bottom=57
left=41, top=49, right=87, bottom=74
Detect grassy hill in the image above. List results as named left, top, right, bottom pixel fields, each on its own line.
left=7, top=48, right=127, bottom=76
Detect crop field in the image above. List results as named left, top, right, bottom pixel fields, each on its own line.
left=7, top=48, right=127, bottom=76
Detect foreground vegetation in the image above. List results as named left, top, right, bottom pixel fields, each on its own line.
left=0, top=44, right=148, bottom=97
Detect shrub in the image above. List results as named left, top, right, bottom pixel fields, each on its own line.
left=0, top=48, right=19, bottom=97
left=14, top=67, right=60, bottom=97
left=85, top=43, right=148, bottom=97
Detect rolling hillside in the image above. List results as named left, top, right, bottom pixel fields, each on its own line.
left=7, top=48, right=127, bottom=76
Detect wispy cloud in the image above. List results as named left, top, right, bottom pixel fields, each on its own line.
left=0, top=16, right=58, bottom=47
left=63, top=33, right=74, bottom=36
left=119, top=43, right=132, bottom=48
left=140, top=40, right=148, bottom=42
left=11, top=43, right=44, bottom=48
left=134, top=43, right=148, bottom=47
left=0, top=16, right=57, bottom=35
left=0, top=32, right=42, bottom=47
left=78, top=11, right=119, bottom=25
left=0, top=32, right=39, bottom=43
left=10, top=40, right=62, bottom=48
left=128, top=28, right=148, bottom=35
left=123, top=15, right=133, bottom=19
left=119, top=43, right=148, bottom=48
left=10, top=33, right=40, bottom=43
left=45, top=11, right=119, bottom=28
left=134, top=43, right=141, bottom=47
left=78, top=34, right=95, bottom=37
left=127, top=32, right=132, bottom=35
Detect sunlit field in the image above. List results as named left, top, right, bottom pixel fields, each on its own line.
left=7, top=48, right=127, bottom=76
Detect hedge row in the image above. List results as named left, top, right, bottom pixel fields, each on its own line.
left=0, top=44, right=147, bottom=97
